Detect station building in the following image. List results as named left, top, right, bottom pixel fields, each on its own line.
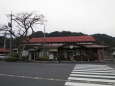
left=22, top=36, right=107, bottom=62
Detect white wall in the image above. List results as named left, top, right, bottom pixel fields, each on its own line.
left=113, top=51, right=115, bottom=55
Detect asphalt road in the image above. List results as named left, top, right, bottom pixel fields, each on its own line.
left=0, top=62, right=75, bottom=86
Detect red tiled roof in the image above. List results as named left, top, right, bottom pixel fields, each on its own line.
left=28, top=36, right=95, bottom=43
left=0, top=48, right=9, bottom=53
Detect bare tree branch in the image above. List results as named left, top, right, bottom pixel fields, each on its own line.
left=1, top=11, right=45, bottom=58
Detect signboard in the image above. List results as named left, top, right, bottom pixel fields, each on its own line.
left=49, top=53, right=54, bottom=59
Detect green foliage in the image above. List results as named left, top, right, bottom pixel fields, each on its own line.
left=30, top=31, right=87, bottom=38
left=0, top=36, right=4, bottom=48
left=5, top=57, right=18, bottom=62
left=30, top=31, right=44, bottom=37
left=12, top=53, right=18, bottom=58
left=92, top=33, right=115, bottom=47
left=0, top=36, right=14, bottom=49
left=1, top=31, right=115, bottom=49
left=35, top=57, right=49, bottom=61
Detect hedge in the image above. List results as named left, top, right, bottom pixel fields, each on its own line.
left=5, top=57, right=18, bottom=62
left=35, top=57, right=49, bottom=61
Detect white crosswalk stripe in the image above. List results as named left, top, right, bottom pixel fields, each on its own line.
left=65, top=64, right=115, bottom=86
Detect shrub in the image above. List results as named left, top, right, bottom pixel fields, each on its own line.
left=35, top=57, right=49, bottom=61
left=12, top=53, right=18, bottom=58
left=5, top=57, right=18, bottom=62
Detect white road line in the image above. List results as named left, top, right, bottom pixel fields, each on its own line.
left=68, top=76, right=115, bottom=83
left=65, top=64, right=115, bottom=86
left=73, top=70, right=115, bottom=73
left=65, top=82, right=113, bottom=86
left=74, top=65, right=107, bottom=67
left=0, top=73, right=67, bottom=82
left=74, top=68, right=114, bottom=70
left=74, top=65, right=111, bottom=69
left=72, top=71, right=115, bottom=75
left=70, top=74, right=115, bottom=78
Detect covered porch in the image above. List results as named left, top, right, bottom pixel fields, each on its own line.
left=57, top=43, right=107, bottom=62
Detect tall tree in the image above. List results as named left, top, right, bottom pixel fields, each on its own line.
left=14, top=12, right=45, bottom=58
left=0, top=11, right=45, bottom=58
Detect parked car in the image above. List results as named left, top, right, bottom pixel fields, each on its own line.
left=0, top=54, right=8, bottom=60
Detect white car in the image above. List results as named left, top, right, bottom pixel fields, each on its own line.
left=0, top=54, right=8, bottom=59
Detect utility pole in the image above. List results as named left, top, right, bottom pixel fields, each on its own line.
left=8, top=11, right=13, bottom=57
left=4, top=32, right=7, bottom=49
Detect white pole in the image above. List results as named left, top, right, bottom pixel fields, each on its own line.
left=43, top=24, right=46, bottom=57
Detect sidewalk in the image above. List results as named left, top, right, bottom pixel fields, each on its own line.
left=1, top=60, right=115, bottom=69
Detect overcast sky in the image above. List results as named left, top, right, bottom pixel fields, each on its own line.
left=0, top=0, right=115, bottom=37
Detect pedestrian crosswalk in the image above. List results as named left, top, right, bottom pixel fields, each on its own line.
left=65, top=64, right=115, bottom=86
